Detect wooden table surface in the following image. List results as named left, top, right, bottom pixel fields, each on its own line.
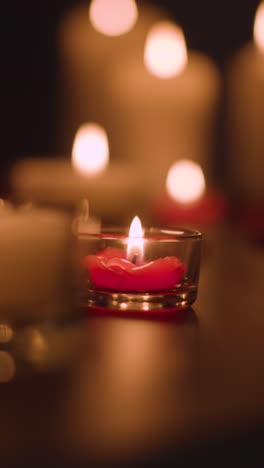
left=0, top=227, right=264, bottom=467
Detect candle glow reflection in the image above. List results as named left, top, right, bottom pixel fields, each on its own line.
left=89, top=0, right=138, bottom=37
left=72, top=123, right=109, bottom=176
left=144, top=21, right=187, bottom=79
left=254, top=2, right=264, bottom=52
left=166, top=160, right=206, bottom=204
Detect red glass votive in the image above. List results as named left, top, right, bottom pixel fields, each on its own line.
left=78, top=228, right=204, bottom=313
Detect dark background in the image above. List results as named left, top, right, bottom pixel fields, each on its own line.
left=0, top=0, right=260, bottom=178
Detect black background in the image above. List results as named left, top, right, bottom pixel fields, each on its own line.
left=0, top=0, right=260, bottom=176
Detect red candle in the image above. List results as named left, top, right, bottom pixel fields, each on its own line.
left=84, top=217, right=186, bottom=292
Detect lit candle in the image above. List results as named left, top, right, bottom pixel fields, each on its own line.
left=0, top=207, right=72, bottom=320
left=11, top=123, right=147, bottom=222
left=106, top=20, right=221, bottom=189
left=57, top=0, right=165, bottom=153
left=84, top=216, right=186, bottom=293
left=151, top=159, right=228, bottom=228
left=81, top=219, right=204, bottom=313
left=227, top=2, right=264, bottom=202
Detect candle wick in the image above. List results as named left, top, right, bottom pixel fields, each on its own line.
left=131, top=254, right=138, bottom=265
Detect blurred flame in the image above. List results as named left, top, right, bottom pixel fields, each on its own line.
left=144, top=21, right=187, bottom=79
left=89, top=0, right=138, bottom=36
left=254, top=2, right=264, bottom=51
left=166, top=160, right=206, bottom=204
left=127, top=216, right=144, bottom=262
left=72, top=123, right=109, bottom=176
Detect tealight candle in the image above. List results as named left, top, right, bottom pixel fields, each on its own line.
left=79, top=216, right=203, bottom=313
left=85, top=216, right=186, bottom=292
left=227, top=1, right=264, bottom=201
left=106, top=20, right=221, bottom=189
left=11, top=123, right=147, bottom=222
left=57, top=0, right=165, bottom=153
left=151, top=160, right=228, bottom=229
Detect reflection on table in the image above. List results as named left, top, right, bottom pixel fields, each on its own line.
left=0, top=228, right=264, bottom=466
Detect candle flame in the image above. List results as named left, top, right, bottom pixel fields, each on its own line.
left=254, top=2, right=264, bottom=52
left=127, top=216, right=144, bottom=263
left=166, top=160, right=206, bottom=204
left=129, top=216, right=143, bottom=238
left=89, top=0, right=138, bottom=37
left=72, top=123, right=109, bottom=176
left=144, top=21, right=187, bottom=79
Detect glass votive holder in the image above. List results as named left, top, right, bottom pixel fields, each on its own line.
left=77, top=227, right=204, bottom=313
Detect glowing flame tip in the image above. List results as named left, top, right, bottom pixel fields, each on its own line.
left=127, top=216, right=144, bottom=262
left=129, top=216, right=143, bottom=238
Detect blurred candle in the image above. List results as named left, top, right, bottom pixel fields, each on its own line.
left=228, top=2, right=264, bottom=202
left=57, top=0, right=165, bottom=153
left=152, top=159, right=227, bottom=228
left=106, top=20, right=220, bottom=190
left=11, top=123, right=147, bottom=223
left=0, top=208, right=73, bottom=321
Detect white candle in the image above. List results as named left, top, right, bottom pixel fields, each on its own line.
left=106, top=20, right=221, bottom=191
left=227, top=1, right=264, bottom=201
left=11, top=124, right=148, bottom=222
left=57, top=0, right=165, bottom=153
left=0, top=208, right=72, bottom=320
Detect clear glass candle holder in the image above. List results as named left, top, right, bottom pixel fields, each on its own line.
left=77, top=227, right=204, bottom=313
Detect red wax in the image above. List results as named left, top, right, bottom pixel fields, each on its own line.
left=152, top=190, right=228, bottom=226
left=84, top=247, right=186, bottom=292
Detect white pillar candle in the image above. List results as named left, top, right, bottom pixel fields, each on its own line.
left=227, top=1, right=264, bottom=201
left=106, top=21, right=221, bottom=192
left=57, top=0, right=166, bottom=153
left=0, top=208, right=72, bottom=321
left=11, top=124, right=148, bottom=223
